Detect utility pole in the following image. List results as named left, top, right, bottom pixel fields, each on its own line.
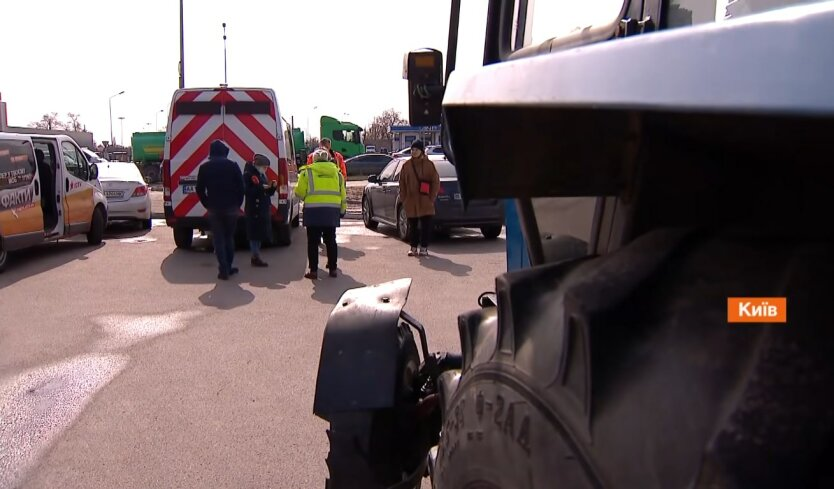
left=179, top=0, right=185, bottom=88
left=109, top=91, right=125, bottom=145
left=118, top=117, right=125, bottom=146
left=222, top=22, right=228, bottom=85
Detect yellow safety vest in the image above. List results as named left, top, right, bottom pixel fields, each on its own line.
left=295, top=162, right=347, bottom=213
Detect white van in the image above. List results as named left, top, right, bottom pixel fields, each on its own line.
left=161, top=86, right=301, bottom=248
left=0, top=132, right=108, bottom=272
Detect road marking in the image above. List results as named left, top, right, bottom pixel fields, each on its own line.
left=0, top=354, right=129, bottom=489
left=93, top=311, right=203, bottom=351
left=119, top=237, right=158, bottom=244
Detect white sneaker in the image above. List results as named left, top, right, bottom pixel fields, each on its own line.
left=408, top=247, right=417, bottom=257
left=418, top=248, right=429, bottom=256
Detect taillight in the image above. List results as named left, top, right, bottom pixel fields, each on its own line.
left=132, top=185, right=148, bottom=197
left=161, top=159, right=171, bottom=198
left=278, top=157, right=289, bottom=199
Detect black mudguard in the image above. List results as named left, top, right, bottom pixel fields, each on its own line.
left=313, top=278, right=413, bottom=417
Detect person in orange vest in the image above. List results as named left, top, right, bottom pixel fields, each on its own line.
left=307, top=138, right=347, bottom=180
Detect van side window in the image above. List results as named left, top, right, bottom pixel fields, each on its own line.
left=33, top=141, right=57, bottom=172
left=0, top=139, right=36, bottom=190
left=61, top=141, right=89, bottom=180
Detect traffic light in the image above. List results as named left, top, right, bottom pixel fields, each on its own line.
left=404, top=49, right=444, bottom=126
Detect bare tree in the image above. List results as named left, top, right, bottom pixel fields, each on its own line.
left=66, top=112, right=83, bottom=131
left=364, top=109, right=407, bottom=152
left=29, top=112, right=65, bottom=130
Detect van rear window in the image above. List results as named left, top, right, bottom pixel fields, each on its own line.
left=0, top=139, right=36, bottom=190
left=225, top=101, right=271, bottom=115
left=174, top=100, right=271, bottom=116
left=175, top=101, right=222, bottom=115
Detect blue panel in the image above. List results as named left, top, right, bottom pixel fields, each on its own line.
left=504, top=199, right=530, bottom=271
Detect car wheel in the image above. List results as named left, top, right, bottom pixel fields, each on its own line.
left=0, top=239, right=8, bottom=273
left=480, top=225, right=502, bottom=239
left=397, top=206, right=410, bottom=242
left=362, top=197, right=378, bottom=230
left=87, top=207, right=105, bottom=245
left=141, top=218, right=153, bottom=230
left=173, top=226, right=193, bottom=249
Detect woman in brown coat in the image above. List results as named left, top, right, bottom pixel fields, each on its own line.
left=398, top=140, right=441, bottom=256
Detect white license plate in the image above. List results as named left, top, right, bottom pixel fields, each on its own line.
left=454, top=193, right=462, bottom=200
left=105, top=191, right=124, bottom=198
left=183, top=185, right=195, bottom=194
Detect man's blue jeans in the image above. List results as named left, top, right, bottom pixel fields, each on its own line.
left=209, top=211, right=238, bottom=276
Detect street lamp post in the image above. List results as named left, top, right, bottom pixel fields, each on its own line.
left=109, top=91, right=125, bottom=145
left=306, top=105, right=318, bottom=141
left=118, top=117, right=126, bottom=146
left=155, top=109, right=164, bottom=131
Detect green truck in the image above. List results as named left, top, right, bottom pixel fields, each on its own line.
left=131, top=131, right=165, bottom=183
left=320, top=115, right=364, bottom=158
left=292, top=127, right=307, bottom=167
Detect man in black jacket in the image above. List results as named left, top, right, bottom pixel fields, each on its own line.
left=196, top=140, right=245, bottom=280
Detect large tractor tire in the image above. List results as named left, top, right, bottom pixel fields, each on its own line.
left=324, top=324, right=424, bottom=489
left=433, top=228, right=834, bottom=489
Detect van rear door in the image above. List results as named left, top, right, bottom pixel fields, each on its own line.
left=222, top=90, right=290, bottom=222
left=0, top=134, right=43, bottom=250
left=166, top=90, right=225, bottom=220
left=165, top=88, right=290, bottom=223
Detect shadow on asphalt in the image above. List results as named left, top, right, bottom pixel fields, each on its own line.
left=338, top=245, right=366, bottom=262
left=160, top=227, right=309, bottom=287
left=417, top=254, right=473, bottom=277
left=371, top=223, right=506, bottom=255
left=310, top=272, right=366, bottom=305
left=104, top=221, right=151, bottom=240
left=0, top=241, right=104, bottom=289
left=199, top=282, right=255, bottom=310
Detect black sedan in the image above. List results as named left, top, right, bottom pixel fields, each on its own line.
left=344, top=153, right=394, bottom=177
left=361, top=156, right=504, bottom=239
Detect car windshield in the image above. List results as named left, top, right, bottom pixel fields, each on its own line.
left=97, top=162, right=143, bottom=182
left=82, top=149, right=104, bottom=163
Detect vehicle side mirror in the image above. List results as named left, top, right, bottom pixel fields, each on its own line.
left=368, top=175, right=379, bottom=183
left=89, top=163, right=99, bottom=181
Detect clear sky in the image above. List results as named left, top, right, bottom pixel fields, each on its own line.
left=0, top=0, right=478, bottom=145
left=0, top=0, right=632, bottom=146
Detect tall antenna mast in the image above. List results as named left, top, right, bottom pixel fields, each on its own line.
left=222, top=22, right=228, bottom=85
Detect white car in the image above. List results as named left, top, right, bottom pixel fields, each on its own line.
left=97, top=161, right=152, bottom=229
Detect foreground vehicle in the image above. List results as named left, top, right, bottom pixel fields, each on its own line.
left=314, top=1, right=834, bottom=488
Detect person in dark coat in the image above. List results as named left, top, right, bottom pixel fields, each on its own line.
left=196, top=140, right=245, bottom=280
left=398, top=140, right=440, bottom=256
left=244, top=154, right=277, bottom=267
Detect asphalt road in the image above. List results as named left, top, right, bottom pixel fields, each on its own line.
left=0, top=217, right=506, bottom=488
